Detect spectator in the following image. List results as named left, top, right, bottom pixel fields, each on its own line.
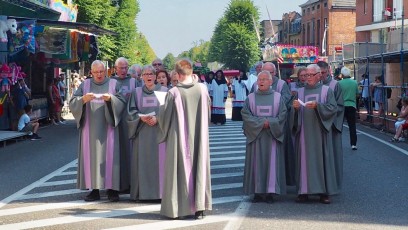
left=128, top=64, right=143, bottom=87
left=169, top=70, right=179, bottom=88
left=390, top=120, right=408, bottom=142
left=370, top=76, right=384, bottom=116
left=152, top=58, right=164, bottom=72
left=13, top=78, right=31, bottom=116
left=359, top=74, right=372, bottom=120
left=393, top=97, right=408, bottom=141
left=241, top=70, right=287, bottom=203
left=339, top=67, right=359, bottom=150
left=18, top=104, right=41, bottom=140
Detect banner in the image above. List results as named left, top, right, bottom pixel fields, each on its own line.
left=262, top=44, right=318, bottom=64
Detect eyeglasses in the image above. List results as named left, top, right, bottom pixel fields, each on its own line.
left=116, top=66, right=128, bottom=70
left=142, top=73, right=155, bottom=76
left=152, top=63, right=162, bottom=66
left=92, top=70, right=105, bottom=75
left=305, top=72, right=321, bottom=78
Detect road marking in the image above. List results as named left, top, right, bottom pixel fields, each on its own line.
left=0, top=159, right=78, bottom=209
left=58, top=171, right=77, bottom=176
left=223, top=199, right=252, bottom=230
left=211, top=150, right=245, bottom=156
left=212, top=183, right=242, bottom=190
left=0, top=200, right=103, bottom=217
left=15, top=189, right=85, bottom=201
left=0, top=204, right=161, bottom=230
left=211, top=156, right=245, bottom=162
left=345, top=125, right=408, bottom=156
left=209, top=137, right=246, bottom=141
left=210, top=146, right=244, bottom=150
left=210, top=140, right=246, bottom=145
left=212, top=172, right=243, bottom=179
left=211, top=163, right=244, bottom=170
left=39, top=179, right=76, bottom=187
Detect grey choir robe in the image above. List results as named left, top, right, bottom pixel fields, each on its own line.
left=241, top=89, right=287, bottom=195
left=127, top=84, right=168, bottom=200
left=69, top=78, right=125, bottom=191
left=111, top=75, right=136, bottom=191
left=158, top=80, right=212, bottom=218
left=290, top=83, right=339, bottom=195
left=322, top=76, right=345, bottom=190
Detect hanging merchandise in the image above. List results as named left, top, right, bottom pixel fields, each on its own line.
left=0, top=17, right=17, bottom=43
left=37, top=27, right=69, bottom=54
left=8, top=20, right=36, bottom=54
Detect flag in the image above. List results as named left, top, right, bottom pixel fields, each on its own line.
left=252, top=15, right=260, bottom=42
left=277, top=56, right=284, bottom=64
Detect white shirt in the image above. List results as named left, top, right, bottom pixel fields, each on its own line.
left=18, top=114, right=30, bottom=131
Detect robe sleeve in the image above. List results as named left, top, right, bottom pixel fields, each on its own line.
left=68, top=82, right=86, bottom=129
left=157, top=92, right=175, bottom=143
left=267, top=96, right=287, bottom=143
left=332, top=83, right=345, bottom=132
left=280, top=83, right=294, bottom=109
left=289, top=105, right=301, bottom=136
left=126, top=89, right=142, bottom=139
left=241, top=98, right=266, bottom=144
left=104, top=83, right=126, bottom=127
left=315, top=88, right=337, bottom=132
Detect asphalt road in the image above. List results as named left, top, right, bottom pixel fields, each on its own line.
left=0, top=108, right=407, bottom=229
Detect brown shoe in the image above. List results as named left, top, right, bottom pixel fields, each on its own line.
left=295, top=194, right=309, bottom=203
left=319, top=195, right=330, bottom=204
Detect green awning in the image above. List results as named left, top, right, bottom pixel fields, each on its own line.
left=0, top=0, right=61, bottom=20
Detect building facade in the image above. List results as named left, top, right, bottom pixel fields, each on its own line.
left=280, top=11, right=302, bottom=45
left=300, top=0, right=356, bottom=56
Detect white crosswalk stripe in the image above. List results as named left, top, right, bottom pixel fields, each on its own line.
left=0, top=120, right=247, bottom=229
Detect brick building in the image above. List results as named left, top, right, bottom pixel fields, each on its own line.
left=260, top=20, right=280, bottom=43
left=280, top=11, right=302, bottom=45
left=300, top=0, right=356, bottom=56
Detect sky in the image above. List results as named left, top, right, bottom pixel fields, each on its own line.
left=137, top=0, right=306, bottom=59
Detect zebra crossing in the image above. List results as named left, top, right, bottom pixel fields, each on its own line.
left=0, top=120, right=249, bottom=229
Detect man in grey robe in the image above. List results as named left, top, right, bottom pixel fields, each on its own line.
left=318, top=61, right=344, bottom=190
left=111, top=57, right=136, bottom=193
left=241, top=71, right=287, bottom=203
left=69, top=60, right=126, bottom=202
left=291, top=64, right=338, bottom=204
left=129, top=64, right=143, bottom=87
left=261, top=62, right=296, bottom=186
left=158, top=58, right=212, bottom=219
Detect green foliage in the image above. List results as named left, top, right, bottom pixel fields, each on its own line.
left=208, top=0, right=261, bottom=69
left=75, top=0, right=155, bottom=66
left=177, top=40, right=211, bottom=69
left=163, top=53, right=176, bottom=71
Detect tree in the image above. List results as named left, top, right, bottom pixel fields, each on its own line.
left=163, top=53, right=176, bottom=70
left=208, top=0, right=260, bottom=70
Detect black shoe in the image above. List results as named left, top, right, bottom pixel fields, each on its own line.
left=84, top=189, right=100, bottom=202
left=252, top=194, right=263, bottom=203
left=265, top=194, right=274, bottom=203
left=319, top=195, right=331, bottom=204
left=194, top=211, right=205, bottom=220
left=295, top=194, right=309, bottom=203
left=107, top=189, right=119, bottom=202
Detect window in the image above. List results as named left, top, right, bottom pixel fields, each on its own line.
left=363, top=0, right=367, bottom=14
left=373, top=0, right=384, bottom=22
left=324, top=2, right=327, bottom=7
left=307, top=8, right=310, bottom=13
left=393, top=0, right=403, bottom=19
left=317, top=4, right=320, bottom=9
left=317, top=20, right=321, bottom=45
left=303, top=9, right=306, bottom=15
left=312, top=6, right=315, bottom=11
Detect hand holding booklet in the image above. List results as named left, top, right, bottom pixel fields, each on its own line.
left=139, top=111, right=156, bottom=117
left=297, top=99, right=311, bottom=106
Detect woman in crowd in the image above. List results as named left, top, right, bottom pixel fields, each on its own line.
left=47, top=78, right=63, bottom=125
left=210, top=70, right=228, bottom=125
left=231, top=69, right=248, bottom=121
left=156, top=70, right=171, bottom=88
left=204, top=71, right=215, bottom=91
left=392, top=97, right=408, bottom=141
left=127, top=65, right=168, bottom=201
left=169, top=70, right=179, bottom=88
left=371, top=76, right=384, bottom=116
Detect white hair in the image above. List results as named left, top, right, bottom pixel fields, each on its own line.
left=91, top=60, right=105, bottom=70
left=128, top=64, right=142, bottom=74
left=115, top=57, right=129, bottom=66
left=341, top=67, right=351, bottom=77
left=142, top=65, right=156, bottom=75
left=307, top=64, right=321, bottom=73
left=258, top=70, right=272, bottom=80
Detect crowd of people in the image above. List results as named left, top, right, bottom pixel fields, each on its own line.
left=65, top=56, right=407, bottom=220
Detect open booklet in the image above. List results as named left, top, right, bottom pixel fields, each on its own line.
left=297, top=99, right=312, bottom=106
left=139, top=111, right=156, bottom=117
left=93, top=93, right=104, bottom=99
left=154, top=91, right=167, bottom=106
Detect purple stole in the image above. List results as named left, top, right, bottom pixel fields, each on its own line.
left=168, top=83, right=209, bottom=213
left=297, top=85, right=329, bottom=194
left=248, top=91, right=281, bottom=193
left=82, top=79, right=117, bottom=189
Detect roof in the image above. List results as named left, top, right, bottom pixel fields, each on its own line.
left=332, top=0, right=356, bottom=8
left=0, top=0, right=61, bottom=20
left=9, top=17, right=118, bottom=36
left=299, top=0, right=319, bottom=8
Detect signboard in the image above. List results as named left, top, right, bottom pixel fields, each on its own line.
left=262, top=44, right=319, bottom=64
